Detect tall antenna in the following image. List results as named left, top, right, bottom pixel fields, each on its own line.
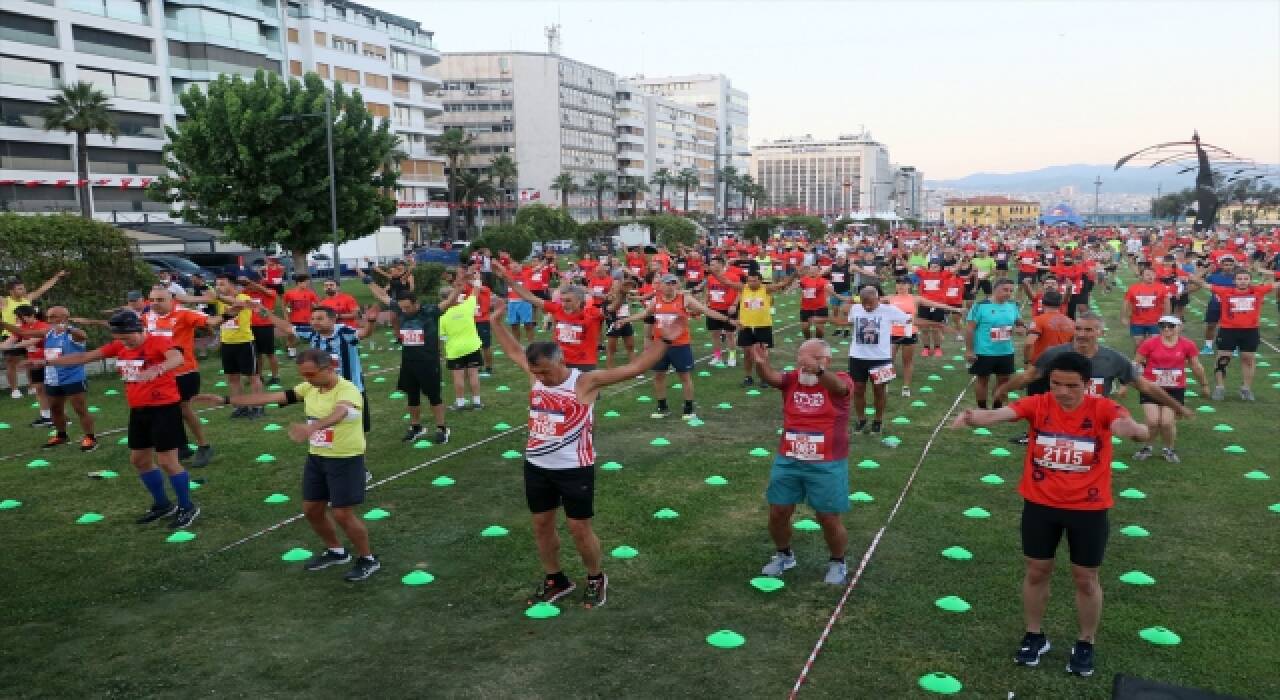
left=545, top=24, right=561, bottom=55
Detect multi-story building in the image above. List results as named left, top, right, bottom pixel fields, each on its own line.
left=751, top=132, right=893, bottom=218
left=891, top=164, right=924, bottom=220
left=943, top=195, right=1041, bottom=227
left=0, top=0, right=443, bottom=237
left=614, top=79, right=715, bottom=217
left=437, top=51, right=616, bottom=223
left=631, top=73, right=748, bottom=217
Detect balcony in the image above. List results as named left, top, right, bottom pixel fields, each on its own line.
left=165, top=22, right=277, bottom=56
left=0, top=69, right=61, bottom=90
left=168, top=0, right=278, bottom=21
left=392, top=88, right=411, bottom=100
left=392, top=120, right=442, bottom=136
left=66, top=0, right=150, bottom=24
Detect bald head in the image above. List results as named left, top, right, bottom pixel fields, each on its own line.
left=797, top=339, right=832, bottom=360
left=148, top=286, right=175, bottom=314
left=45, top=305, right=70, bottom=324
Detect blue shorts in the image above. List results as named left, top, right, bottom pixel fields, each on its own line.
left=1204, top=305, right=1220, bottom=324
left=506, top=300, right=533, bottom=325
left=1129, top=323, right=1159, bottom=337
left=652, top=343, right=694, bottom=373
left=766, top=456, right=850, bottom=514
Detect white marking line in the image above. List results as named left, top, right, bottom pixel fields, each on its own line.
left=789, top=377, right=974, bottom=699
left=214, top=320, right=809, bottom=554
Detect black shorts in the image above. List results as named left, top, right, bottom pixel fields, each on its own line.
left=975, top=279, right=993, bottom=296
left=847, top=357, right=892, bottom=383
left=969, top=353, right=1015, bottom=377
left=606, top=319, right=634, bottom=338
left=46, top=381, right=87, bottom=397
left=3, top=346, right=25, bottom=358
left=736, top=326, right=774, bottom=347
left=476, top=321, right=492, bottom=349
left=446, top=349, right=484, bottom=370
left=1018, top=271, right=1037, bottom=284
left=251, top=325, right=275, bottom=355
left=531, top=289, right=551, bottom=301
left=397, top=359, right=442, bottom=407
left=1021, top=500, right=1109, bottom=568
left=1139, top=387, right=1185, bottom=405
left=128, top=403, right=187, bottom=452
left=1171, top=294, right=1190, bottom=309
left=706, top=314, right=736, bottom=332
left=27, top=366, right=45, bottom=384
left=1216, top=328, right=1260, bottom=353
left=799, top=308, right=829, bottom=322
left=175, top=372, right=200, bottom=401
left=302, top=454, right=366, bottom=508
left=221, top=341, right=256, bottom=375
left=1205, top=305, right=1221, bottom=324
left=524, top=460, right=595, bottom=519
left=918, top=307, right=946, bottom=324
left=890, top=334, right=917, bottom=346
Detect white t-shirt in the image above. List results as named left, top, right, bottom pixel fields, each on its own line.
left=847, top=304, right=911, bottom=361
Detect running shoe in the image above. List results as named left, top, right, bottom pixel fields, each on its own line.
left=529, top=577, right=576, bottom=605
left=1210, top=385, right=1225, bottom=401
left=472, top=400, right=483, bottom=410
left=402, top=425, right=426, bottom=443
left=30, top=416, right=52, bottom=427
left=266, top=376, right=281, bottom=387
left=1015, top=632, right=1051, bottom=667
left=650, top=408, right=671, bottom=419
left=1200, top=345, right=1213, bottom=356
left=305, top=549, right=353, bottom=571
left=855, top=419, right=868, bottom=433
left=136, top=503, right=177, bottom=524
left=1133, top=445, right=1153, bottom=461
left=824, top=560, right=848, bottom=585
left=681, top=412, right=698, bottom=422
left=583, top=574, right=609, bottom=609
left=10, top=389, right=22, bottom=399
left=726, top=351, right=737, bottom=367
left=179, top=444, right=195, bottom=460
left=1010, top=435, right=1030, bottom=445
left=229, top=406, right=249, bottom=419
left=191, top=445, right=212, bottom=468
left=742, top=376, right=754, bottom=387
left=42, top=435, right=69, bottom=449
left=344, top=556, right=381, bottom=582
left=1066, top=640, right=1095, bottom=677
left=920, top=347, right=930, bottom=357
left=1162, top=448, right=1181, bottom=464
left=869, top=420, right=883, bottom=435
left=78, top=436, right=98, bottom=453
left=934, top=348, right=944, bottom=357
left=1240, top=388, right=1255, bottom=401
left=901, top=386, right=911, bottom=397
left=433, top=427, right=451, bottom=445
left=761, top=551, right=797, bottom=576
left=170, top=504, right=201, bottom=529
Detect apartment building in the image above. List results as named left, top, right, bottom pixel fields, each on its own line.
left=0, top=0, right=444, bottom=236
left=437, top=51, right=617, bottom=223
left=615, top=79, right=715, bottom=216
left=752, top=132, right=893, bottom=218
left=891, top=164, right=924, bottom=220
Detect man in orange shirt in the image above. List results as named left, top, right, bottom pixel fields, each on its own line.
left=145, top=287, right=217, bottom=467
left=1024, top=290, right=1076, bottom=369
left=282, top=275, right=320, bottom=358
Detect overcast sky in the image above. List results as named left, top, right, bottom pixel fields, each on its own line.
left=366, top=0, right=1280, bottom=179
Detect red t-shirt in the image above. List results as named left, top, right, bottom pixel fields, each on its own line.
left=461, top=285, right=492, bottom=322
left=1137, top=336, right=1197, bottom=389
left=651, top=294, right=690, bottom=345
left=145, top=308, right=207, bottom=374
left=1210, top=285, right=1270, bottom=329
left=318, top=292, right=360, bottom=328
left=262, top=264, right=286, bottom=286
left=99, top=335, right=181, bottom=408
left=777, top=370, right=855, bottom=462
left=525, top=265, right=551, bottom=293
left=19, top=320, right=48, bottom=359
left=246, top=288, right=278, bottom=327
left=1124, top=283, right=1168, bottom=325
left=915, top=269, right=949, bottom=303
left=283, top=287, right=320, bottom=324
left=625, top=253, right=646, bottom=277
left=706, top=268, right=743, bottom=311
left=684, top=256, right=704, bottom=282
left=798, top=276, right=829, bottom=310
left=578, top=258, right=599, bottom=277
left=587, top=275, right=612, bottom=301
left=1017, top=251, right=1040, bottom=274
left=542, top=301, right=603, bottom=366
left=1011, top=393, right=1126, bottom=510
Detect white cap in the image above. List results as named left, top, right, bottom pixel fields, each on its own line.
left=1157, top=315, right=1182, bottom=326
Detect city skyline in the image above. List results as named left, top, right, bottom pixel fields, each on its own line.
left=365, top=0, right=1280, bottom=180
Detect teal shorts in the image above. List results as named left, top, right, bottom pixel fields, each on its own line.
left=766, top=456, right=850, bottom=514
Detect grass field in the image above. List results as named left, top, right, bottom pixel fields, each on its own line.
left=1, top=273, right=1278, bottom=699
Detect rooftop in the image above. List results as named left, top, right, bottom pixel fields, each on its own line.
left=944, top=196, right=1038, bottom=206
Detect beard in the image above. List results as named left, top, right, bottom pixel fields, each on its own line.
left=797, top=371, right=821, bottom=386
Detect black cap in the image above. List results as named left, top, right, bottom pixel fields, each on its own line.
left=394, top=290, right=417, bottom=302
left=108, top=310, right=144, bottom=333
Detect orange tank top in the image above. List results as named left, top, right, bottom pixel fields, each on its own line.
left=651, top=293, right=691, bottom=345
left=888, top=294, right=916, bottom=338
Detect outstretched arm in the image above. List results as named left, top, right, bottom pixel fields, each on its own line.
left=487, top=299, right=530, bottom=374
left=580, top=317, right=686, bottom=398
left=748, top=343, right=785, bottom=388
left=27, top=270, right=68, bottom=303
left=493, top=265, right=545, bottom=309
left=1110, top=413, right=1150, bottom=442
left=950, top=406, right=1018, bottom=429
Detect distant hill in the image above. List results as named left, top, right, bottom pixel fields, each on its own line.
left=928, top=164, right=1204, bottom=195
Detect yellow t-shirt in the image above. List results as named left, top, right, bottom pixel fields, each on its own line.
left=2, top=296, right=25, bottom=327
left=217, top=293, right=254, bottom=344
left=295, top=378, right=365, bottom=457
left=440, top=295, right=482, bottom=360
left=738, top=285, right=772, bottom=328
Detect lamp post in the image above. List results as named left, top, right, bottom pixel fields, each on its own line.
left=1093, top=176, right=1103, bottom=228
left=280, top=94, right=339, bottom=277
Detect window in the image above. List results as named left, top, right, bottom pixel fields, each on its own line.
left=365, top=102, right=389, bottom=119
left=0, top=141, right=72, bottom=171
left=66, top=0, right=149, bottom=24
left=0, top=184, right=77, bottom=213
left=0, top=10, right=59, bottom=49
left=314, top=31, right=326, bottom=46
left=364, top=73, right=387, bottom=90
left=363, top=43, right=386, bottom=60
left=72, top=25, right=153, bottom=63
left=87, top=147, right=164, bottom=175
left=287, top=27, right=298, bottom=43
left=0, top=55, right=60, bottom=90
left=393, top=106, right=411, bottom=124
left=331, top=36, right=358, bottom=54
left=333, top=66, right=359, bottom=84
left=316, top=62, right=329, bottom=79
left=391, top=50, right=409, bottom=71
left=289, top=60, right=302, bottom=76
left=392, top=77, right=409, bottom=96
left=167, top=41, right=280, bottom=77
left=77, top=67, right=157, bottom=101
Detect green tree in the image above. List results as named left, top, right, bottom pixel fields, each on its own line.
left=647, top=214, right=697, bottom=249
left=488, top=154, right=518, bottom=224
left=619, top=178, right=649, bottom=218
left=676, top=168, right=699, bottom=214
left=513, top=203, right=578, bottom=242
left=649, top=168, right=674, bottom=213
left=736, top=173, right=756, bottom=221
left=719, top=165, right=739, bottom=221
left=586, top=172, right=613, bottom=221
left=742, top=216, right=776, bottom=243
left=436, top=127, right=473, bottom=240
left=747, top=183, right=767, bottom=219
left=1150, top=190, right=1192, bottom=224
left=153, top=71, right=397, bottom=272
left=455, top=170, right=497, bottom=235
left=550, top=172, right=577, bottom=211
left=467, top=223, right=532, bottom=262
left=40, top=82, right=119, bottom=219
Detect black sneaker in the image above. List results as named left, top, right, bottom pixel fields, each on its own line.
left=136, top=503, right=177, bottom=524
left=433, top=427, right=451, bottom=444
left=170, top=504, right=201, bottom=529
left=305, top=548, right=352, bottom=571
left=344, top=555, right=381, bottom=582
left=584, top=574, right=609, bottom=609
left=30, top=416, right=52, bottom=427
left=1066, top=640, right=1095, bottom=677
left=529, top=577, right=576, bottom=605
left=855, top=419, right=868, bottom=433
left=191, top=445, right=213, bottom=468
left=267, top=376, right=281, bottom=387
left=249, top=407, right=266, bottom=419
left=869, top=420, right=883, bottom=435
left=1009, top=435, right=1030, bottom=445
left=402, top=425, right=426, bottom=443
left=229, top=406, right=249, bottom=419
left=179, top=444, right=195, bottom=460
left=1015, top=632, right=1050, bottom=667
left=742, top=376, right=755, bottom=387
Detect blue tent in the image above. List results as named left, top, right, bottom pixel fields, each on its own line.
left=1040, top=202, right=1085, bottom=226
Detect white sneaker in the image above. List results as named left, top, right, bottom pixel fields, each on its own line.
left=727, top=351, right=737, bottom=367
left=761, top=551, right=797, bottom=576
left=10, top=389, right=21, bottom=399
left=27, top=386, right=36, bottom=396
left=901, top=386, right=911, bottom=397
left=824, top=560, right=848, bottom=585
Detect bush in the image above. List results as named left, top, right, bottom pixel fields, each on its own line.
left=781, top=215, right=827, bottom=238
left=466, top=224, right=533, bottom=262
left=513, top=204, right=579, bottom=243
left=0, top=214, right=153, bottom=339
left=646, top=214, right=697, bottom=249
left=742, top=217, right=776, bottom=243
left=410, top=262, right=449, bottom=300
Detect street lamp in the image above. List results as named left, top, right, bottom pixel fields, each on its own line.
left=279, top=94, right=339, bottom=278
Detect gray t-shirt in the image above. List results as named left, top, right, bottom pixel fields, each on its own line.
left=1032, top=344, right=1136, bottom=396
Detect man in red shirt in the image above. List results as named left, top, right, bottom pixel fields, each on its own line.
left=318, top=278, right=360, bottom=329
left=459, top=269, right=495, bottom=375
left=1016, top=247, right=1042, bottom=301
left=704, top=258, right=744, bottom=366
left=282, top=275, right=320, bottom=359
left=1188, top=268, right=1280, bottom=401
left=952, top=350, right=1150, bottom=677
left=796, top=265, right=836, bottom=341
left=45, top=311, right=201, bottom=529
left=1121, top=267, right=1170, bottom=347
left=499, top=267, right=604, bottom=370
left=242, top=276, right=282, bottom=386
left=145, top=287, right=216, bottom=468
left=262, top=256, right=287, bottom=294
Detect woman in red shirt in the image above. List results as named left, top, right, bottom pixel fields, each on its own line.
left=1132, top=316, right=1206, bottom=463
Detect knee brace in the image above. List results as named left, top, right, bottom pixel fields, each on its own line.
left=1214, top=355, right=1231, bottom=375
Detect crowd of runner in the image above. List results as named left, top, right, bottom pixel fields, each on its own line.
left=2, top=223, right=1278, bottom=668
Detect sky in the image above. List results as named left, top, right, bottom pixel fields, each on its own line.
left=365, top=0, right=1280, bottom=180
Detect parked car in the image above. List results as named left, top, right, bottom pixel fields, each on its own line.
left=413, top=248, right=462, bottom=266
left=143, top=254, right=209, bottom=287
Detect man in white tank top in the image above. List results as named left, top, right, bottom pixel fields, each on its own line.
left=488, top=298, right=688, bottom=610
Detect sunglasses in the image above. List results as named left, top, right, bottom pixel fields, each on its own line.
left=1158, top=323, right=1179, bottom=328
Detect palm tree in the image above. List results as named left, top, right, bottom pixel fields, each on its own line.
left=748, top=183, right=767, bottom=219
left=40, top=82, right=118, bottom=219
left=586, top=172, right=613, bottom=221
left=550, top=172, right=577, bottom=211
left=618, top=178, right=648, bottom=218
left=436, top=128, right=472, bottom=239
left=488, top=153, right=518, bottom=224
left=677, top=168, right=699, bottom=214
left=649, top=168, right=674, bottom=214
left=719, top=165, right=739, bottom=222
left=455, top=170, right=497, bottom=235
left=736, top=174, right=755, bottom=222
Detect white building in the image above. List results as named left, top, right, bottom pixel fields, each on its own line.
left=615, top=79, right=715, bottom=217
left=437, top=51, right=616, bottom=223
left=751, top=132, right=893, bottom=218
left=891, top=164, right=924, bottom=220
left=0, top=0, right=443, bottom=236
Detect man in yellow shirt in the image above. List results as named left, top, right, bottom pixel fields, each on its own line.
left=195, top=348, right=378, bottom=581
left=212, top=274, right=263, bottom=418
left=439, top=275, right=484, bottom=410
left=707, top=267, right=794, bottom=387
left=4, top=270, right=67, bottom=398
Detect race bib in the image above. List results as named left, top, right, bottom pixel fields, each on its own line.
left=1032, top=432, right=1097, bottom=473
left=628, top=266, right=642, bottom=276
left=1228, top=296, right=1255, bottom=312
left=221, top=318, right=239, bottom=330
left=1134, top=295, right=1156, bottom=309
left=655, top=313, right=678, bottom=327
left=744, top=298, right=765, bottom=310
left=117, top=359, right=145, bottom=382
left=1154, top=368, right=1183, bottom=387
left=783, top=430, right=828, bottom=461
left=803, top=288, right=817, bottom=299
left=555, top=322, right=584, bottom=344
left=529, top=408, right=565, bottom=439
left=922, top=280, right=941, bottom=292
left=308, top=420, right=335, bottom=448
left=710, top=289, right=726, bottom=303
left=687, top=270, right=702, bottom=280
left=831, top=272, right=845, bottom=283
left=1088, top=378, right=1105, bottom=395
left=989, top=325, right=1013, bottom=342
left=399, top=329, right=425, bottom=346
left=869, top=363, right=897, bottom=385
left=44, top=347, right=62, bottom=361
left=890, top=321, right=914, bottom=338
